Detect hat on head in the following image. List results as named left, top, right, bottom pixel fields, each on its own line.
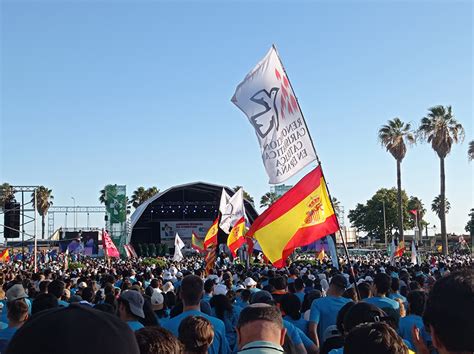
left=163, top=271, right=173, bottom=281
left=169, top=266, right=177, bottom=276
left=244, top=277, right=257, bottom=287
left=308, top=274, right=316, bottom=281
left=78, top=282, right=88, bottom=289
left=120, top=290, right=145, bottom=319
left=6, top=284, right=28, bottom=302
left=214, top=284, right=228, bottom=296
left=250, top=290, right=273, bottom=305
left=6, top=304, right=140, bottom=354
left=151, top=289, right=164, bottom=308
left=176, top=272, right=183, bottom=278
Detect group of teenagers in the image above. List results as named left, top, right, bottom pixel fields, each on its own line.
left=0, top=251, right=471, bottom=354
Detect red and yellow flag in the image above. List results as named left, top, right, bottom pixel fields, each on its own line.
left=247, top=166, right=339, bottom=268
left=0, top=249, right=10, bottom=263
left=395, top=241, right=405, bottom=257
left=192, top=232, right=205, bottom=253
left=204, top=217, right=219, bottom=249
left=227, top=217, right=246, bottom=257
left=205, top=247, right=217, bottom=275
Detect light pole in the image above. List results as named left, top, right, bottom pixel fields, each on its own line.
left=71, top=197, right=76, bottom=230
left=382, top=201, right=387, bottom=248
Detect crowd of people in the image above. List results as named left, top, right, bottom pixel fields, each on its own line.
left=0, top=250, right=471, bottom=354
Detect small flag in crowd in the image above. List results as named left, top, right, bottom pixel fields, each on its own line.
left=124, top=244, right=138, bottom=258
left=173, top=233, right=185, bottom=262
left=316, top=249, right=326, bottom=261
left=247, top=166, right=339, bottom=268
left=205, top=247, right=217, bottom=275
left=204, top=217, right=219, bottom=249
left=227, top=217, right=247, bottom=257
left=0, top=249, right=10, bottom=263
left=191, top=232, right=205, bottom=253
left=102, top=230, right=120, bottom=258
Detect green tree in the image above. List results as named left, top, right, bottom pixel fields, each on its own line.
left=233, top=186, right=254, bottom=205
left=130, top=186, right=159, bottom=208
left=332, top=197, right=342, bottom=221
left=260, top=192, right=280, bottom=208
left=468, top=140, right=474, bottom=161
left=378, top=118, right=415, bottom=242
left=348, top=188, right=411, bottom=241
left=418, top=105, right=465, bottom=254
left=407, top=196, right=427, bottom=230
left=31, top=186, right=54, bottom=239
left=431, top=195, right=451, bottom=219
left=0, top=183, right=15, bottom=210
left=465, top=208, right=474, bottom=233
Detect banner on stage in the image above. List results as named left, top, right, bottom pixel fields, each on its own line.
left=160, top=221, right=213, bottom=241
left=232, top=45, right=317, bottom=184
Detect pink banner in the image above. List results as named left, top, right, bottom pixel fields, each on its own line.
left=102, top=230, right=120, bottom=258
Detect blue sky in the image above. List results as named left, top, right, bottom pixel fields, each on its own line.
left=1, top=0, right=472, bottom=235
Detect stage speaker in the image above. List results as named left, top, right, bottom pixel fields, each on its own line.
left=4, top=201, right=20, bottom=238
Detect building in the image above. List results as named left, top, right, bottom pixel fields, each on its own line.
left=271, top=184, right=293, bottom=197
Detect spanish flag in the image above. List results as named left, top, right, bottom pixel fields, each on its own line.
left=205, top=247, right=217, bottom=275
left=227, top=217, right=246, bottom=257
left=395, top=241, right=405, bottom=257
left=204, top=217, right=219, bottom=249
left=247, top=166, right=339, bottom=268
left=191, top=232, right=205, bottom=253
left=0, top=249, right=10, bottom=263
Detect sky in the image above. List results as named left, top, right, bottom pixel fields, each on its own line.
left=1, top=0, right=472, bottom=237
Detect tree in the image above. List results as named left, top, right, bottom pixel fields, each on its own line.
left=99, top=188, right=106, bottom=205
left=468, top=140, right=474, bottom=161
left=378, top=117, right=415, bottom=242
left=31, top=186, right=54, bottom=239
left=332, top=197, right=342, bottom=221
left=431, top=195, right=451, bottom=219
left=465, top=208, right=474, bottom=233
left=348, top=188, right=411, bottom=241
left=418, top=105, right=465, bottom=254
left=260, top=192, right=280, bottom=208
left=0, top=183, right=15, bottom=210
left=233, top=186, right=254, bottom=205
left=130, top=186, right=159, bottom=208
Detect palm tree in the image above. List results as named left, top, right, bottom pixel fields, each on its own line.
left=432, top=195, right=451, bottom=219
left=378, top=118, right=415, bottom=243
left=260, top=192, right=280, bottom=208
left=31, top=186, right=54, bottom=239
left=331, top=197, right=342, bottom=221
left=130, top=186, right=159, bottom=208
left=418, top=105, right=464, bottom=254
left=468, top=140, right=474, bottom=161
left=0, top=183, right=15, bottom=210
left=99, top=187, right=106, bottom=204
left=234, top=186, right=254, bottom=205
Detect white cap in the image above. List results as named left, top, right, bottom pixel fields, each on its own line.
left=163, top=271, right=173, bottom=281
left=244, top=277, right=257, bottom=287
left=234, top=284, right=245, bottom=291
left=308, top=274, right=316, bottom=281
left=365, top=276, right=374, bottom=282
left=162, top=281, right=175, bottom=293
left=151, top=289, right=164, bottom=306
left=214, top=284, right=228, bottom=296
left=176, top=272, right=183, bottom=278
left=78, top=282, right=87, bottom=289
left=169, top=266, right=178, bottom=276
left=206, top=274, right=219, bottom=282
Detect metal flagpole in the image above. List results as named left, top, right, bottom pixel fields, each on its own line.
left=383, top=201, right=387, bottom=248
left=274, top=45, right=360, bottom=300
left=34, top=188, right=38, bottom=272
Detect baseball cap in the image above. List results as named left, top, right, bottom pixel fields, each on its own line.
left=120, top=290, right=145, bottom=319
left=244, top=277, right=257, bottom=287
left=6, top=284, right=28, bottom=302
left=78, top=282, right=88, bottom=289
left=5, top=304, right=140, bottom=354
left=214, top=284, right=228, bottom=296
left=250, top=290, right=273, bottom=305
left=162, top=281, right=175, bottom=294
left=163, top=271, right=173, bottom=281
left=151, top=289, right=164, bottom=307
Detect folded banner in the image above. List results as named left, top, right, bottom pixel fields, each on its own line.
left=102, top=230, right=120, bottom=258
left=232, top=45, right=317, bottom=184
left=247, top=166, right=339, bottom=268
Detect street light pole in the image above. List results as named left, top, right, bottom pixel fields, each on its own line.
left=71, top=197, right=76, bottom=230
left=383, top=201, right=387, bottom=248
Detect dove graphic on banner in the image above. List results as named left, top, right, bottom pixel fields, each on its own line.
left=173, top=233, right=185, bottom=262
left=232, top=45, right=317, bottom=184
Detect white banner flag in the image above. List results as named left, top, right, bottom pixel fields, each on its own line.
left=219, top=188, right=245, bottom=233
left=219, top=188, right=231, bottom=215
left=232, top=45, right=317, bottom=184
left=411, top=241, right=418, bottom=265
left=173, top=233, right=185, bottom=262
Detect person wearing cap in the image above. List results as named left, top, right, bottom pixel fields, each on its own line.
left=118, top=290, right=145, bottom=331
left=363, top=273, right=400, bottom=313
left=308, top=274, right=352, bottom=348
left=150, top=289, right=167, bottom=320
left=162, top=275, right=230, bottom=354
left=0, top=298, right=28, bottom=350
left=244, top=277, right=259, bottom=293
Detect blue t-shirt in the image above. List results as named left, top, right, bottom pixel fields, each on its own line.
left=398, top=314, right=431, bottom=348
left=58, top=300, right=70, bottom=307
left=202, top=294, right=212, bottom=303
left=211, top=306, right=242, bottom=350
left=295, top=292, right=305, bottom=305
left=162, top=309, right=230, bottom=354
left=309, top=296, right=352, bottom=342
left=389, top=292, right=407, bottom=307
left=284, top=315, right=309, bottom=335
left=363, top=296, right=400, bottom=311
left=329, top=348, right=344, bottom=354
left=126, top=320, right=144, bottom=331
left=283, top=320, right=303, bottom=346
left=0, top=327, right=18, bottom=341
